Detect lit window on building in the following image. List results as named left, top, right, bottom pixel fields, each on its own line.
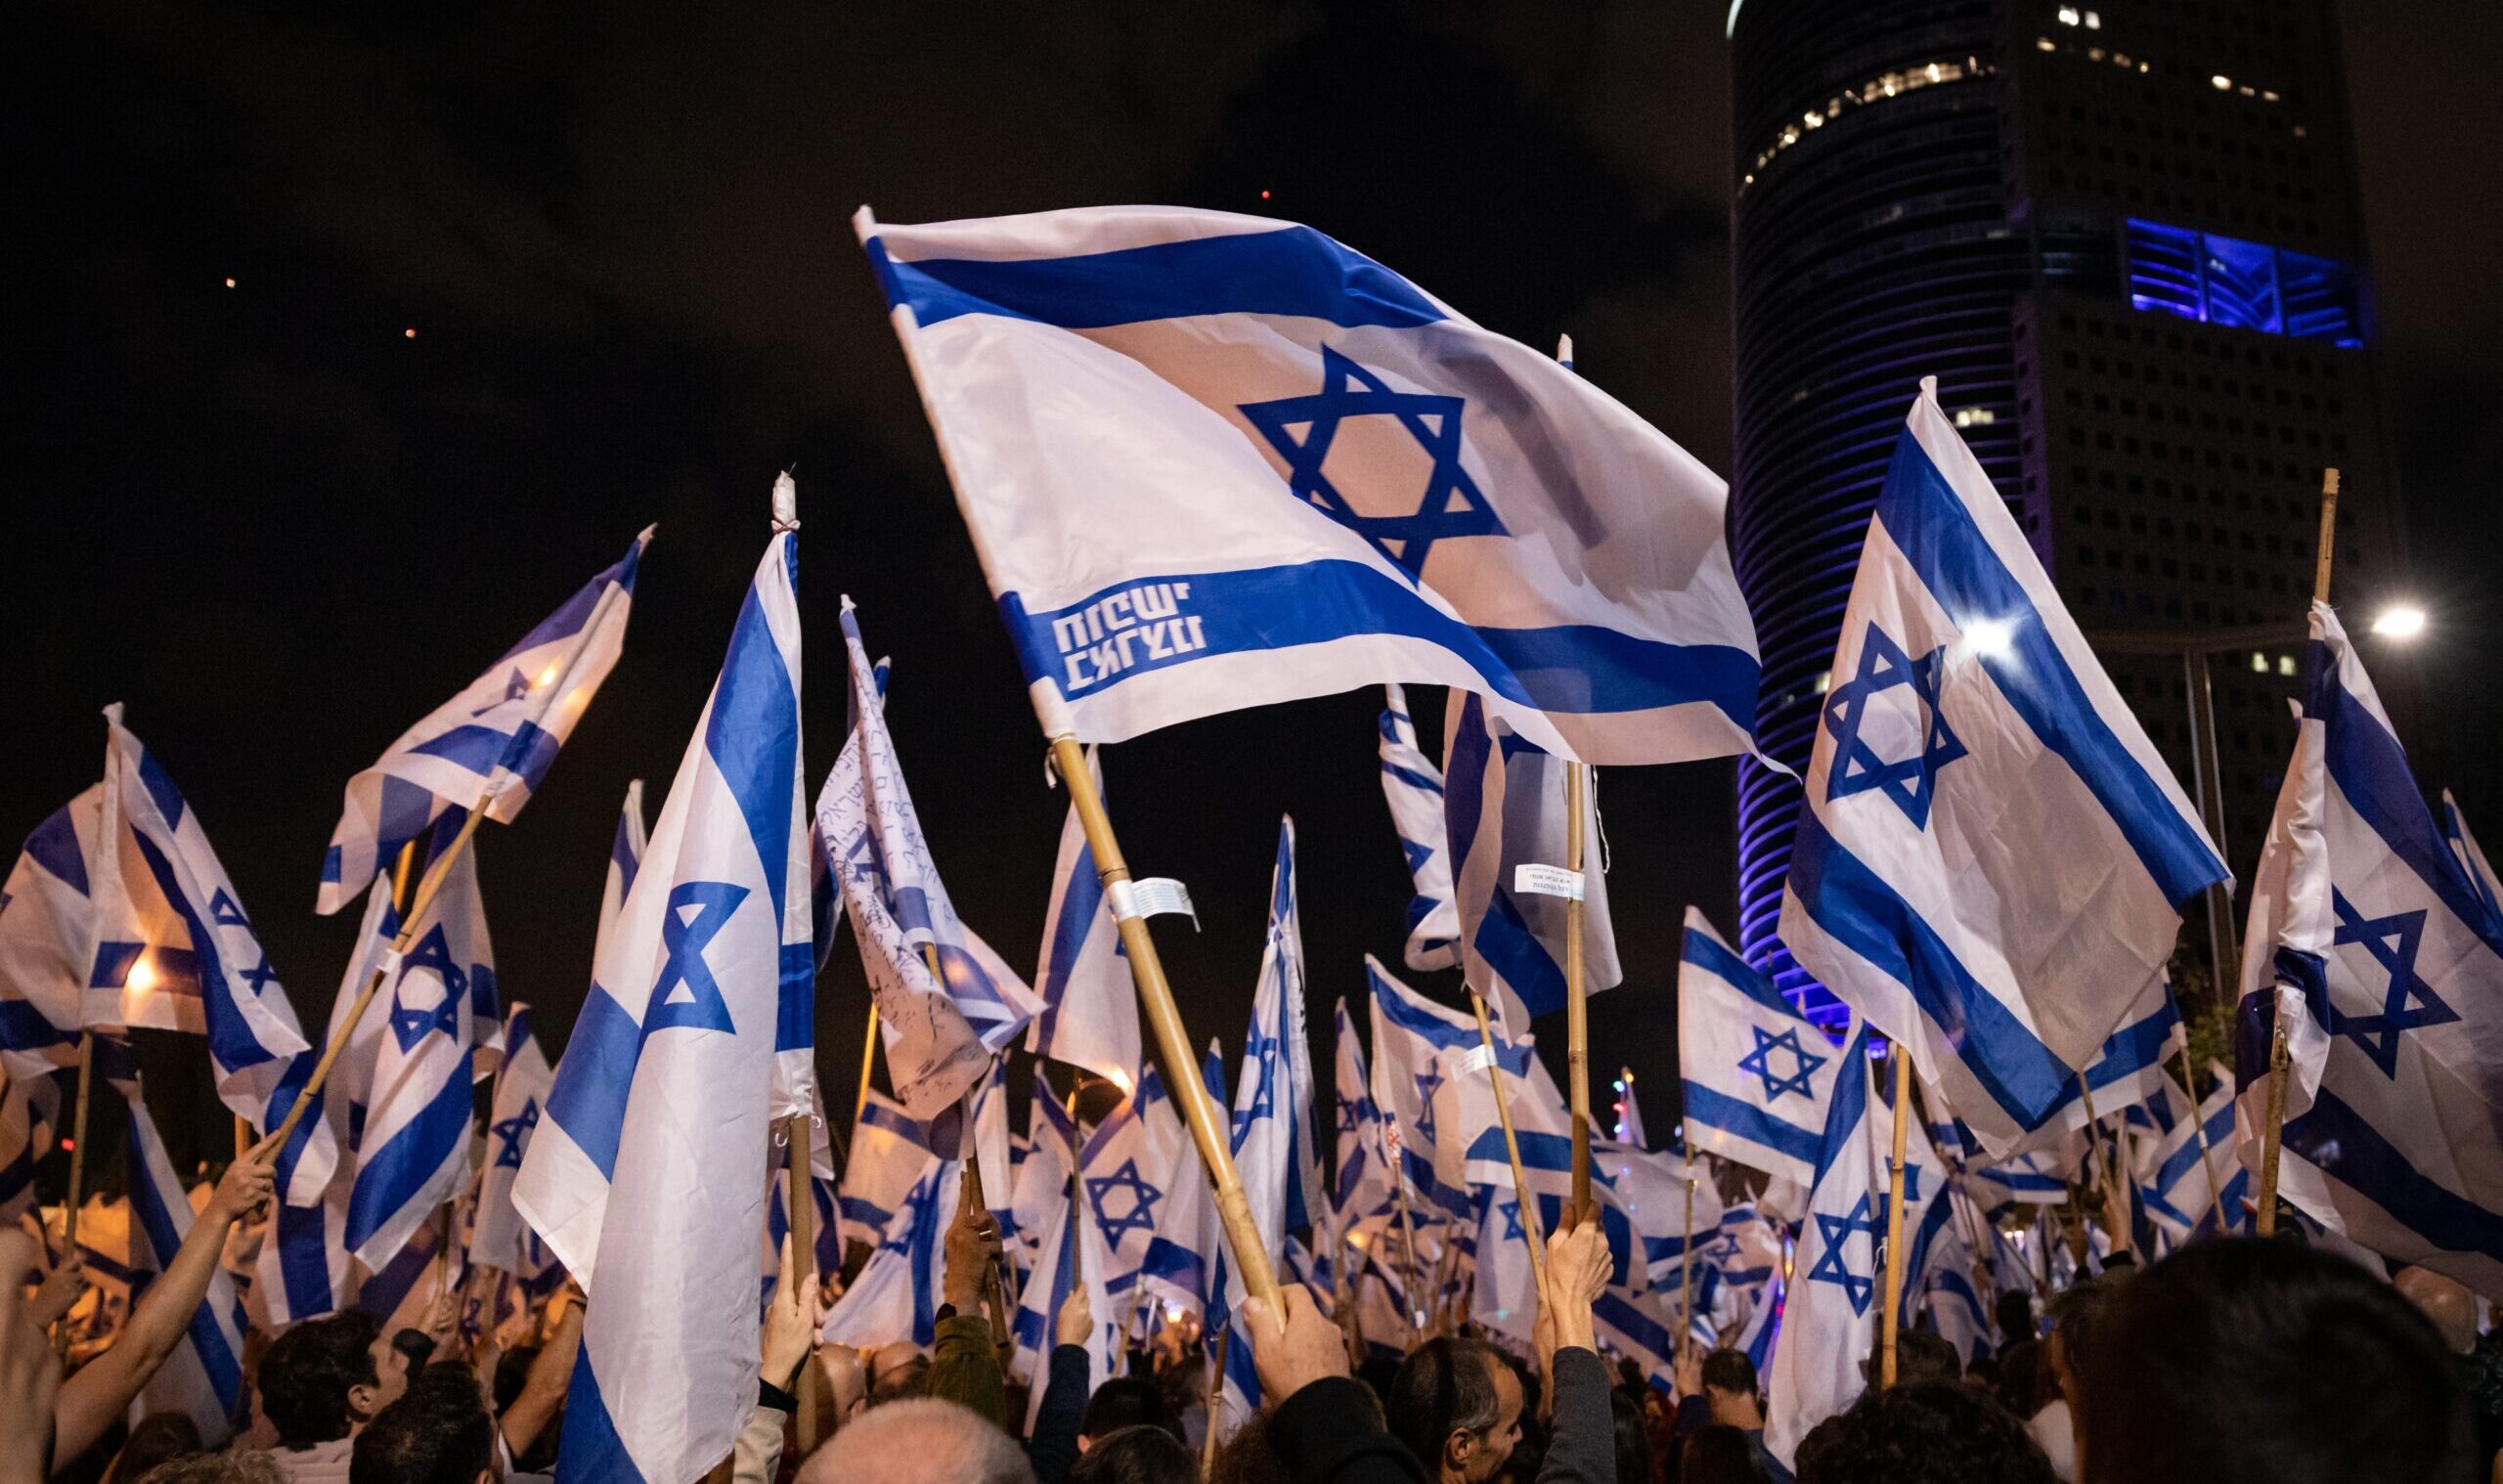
left=2126, top=221, right=2362, bottom=347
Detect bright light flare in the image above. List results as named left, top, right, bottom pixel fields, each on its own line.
left=2370, top=605, right=2427, bottom=639
left=126, top=956, right=161, bottom=994
left=1959, top=617, right=2017, bottom=660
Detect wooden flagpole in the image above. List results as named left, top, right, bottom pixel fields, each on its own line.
left=1065, top=1086, right=1083, bottom=1291
left=1201, top=1328, right=1230, bottom=1478
left=1390, top=1169, right=1425, bottom=1341
left=926, top=947, right=1016, bottom=1347
left=1679, top=1156, right=1698, bottom=1363
left=2176, top=1041, right=2230, bottom=1232
left=853, top=1003, right=880, bottom=1129
left=1468, top=994, right=1546, bottom=1292
left=54, top=1028, right=95, bottom=1356
left=1877, top=1044, right=1912, bottom=1388
left=2076, top=1081, right=2138, bottom=1262
left=1563, top=763, right=1592, bottom=1228
left=1048, top=736, right=1283, bottom=1317
left=783, top=1112, right=820, bottom=1453
left=2256, top=467, right=2340, bottom=1239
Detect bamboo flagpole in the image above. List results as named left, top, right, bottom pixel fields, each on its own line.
left=1563, top=763, right=1592, bottom=1228
left=853, top=1003, right=880, bottom=1129
left=54, top=1028, right=95, bottom=1356
left=1877, top=1044, right=1912, bottom=1388
left=1468, top=994, right=1547, bottom=1292
left=924, top=946, right=1017, bottom=1347
left=1679, top=1153, right=1698, bottom=1364
left=2256, top=467, right=2341, bottom=1239
left=2175, top=1039, right=2231, bottom=1233
left=784, top=1112, right=820, bottom=1453
left=1048, top=737, right=1284, bottom=1316
left=1201, top=1328, right=1230, bottom=1478
left=2076, top=1081, right=2139, bottom=1262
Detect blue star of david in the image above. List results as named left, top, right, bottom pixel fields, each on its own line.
left=1239, top=346, right=1507, bottom=578
left=492, top=1099, right=540, bottom=1168
left=1736, top=1025, right=1826, bottom=1103
left=1234, top=1031, right=1283, bottom=1140
left=1335, top=1091, right=1364, bottom=1138
left=2330, top=890, right=2460, bottom=1076
left=1822, top=625, right=1968, bottom=829
left=643, top=880, right=747, bottom=1035
left=236, top=954, right=279, bottom=996
left=1498, top=1200, right=1526, bottom=1242
left=474, top=669, right=530, bottom=717
left=1807, top=1193, right=1880, bottom=1316
left=388, top=926, right=468, bottom=1052
left=209, top=889, right=251, bottom=931
left=1084, top=1157, right=1164, bottom=1248
left=1399, top=837, right=1436, bottom=878
left=1413, top=1068, right=1446, bottom=1148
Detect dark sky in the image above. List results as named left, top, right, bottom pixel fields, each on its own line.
left=11, top=0, right=2500, bottom=1173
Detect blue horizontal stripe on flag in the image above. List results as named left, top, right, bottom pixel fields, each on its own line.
left=554, top=1349, right=651, bottom=1484
left=2283, top=1085, right=2503, bottom=1263
left=545, top=984, right=643, bottom=1182
left=706, top=568, right=802, bottom=919
left=1381, top=759, right=1444, bottom=795
left=1788, top=810, right=2075, bottom=1132
left=22, top=804, right=87, bottom=895
left=1877, top=432, right=2226, bottom=906
left=126, top=830, right=271, bottom=1075
left=2312, top=673, right=2503, bottom=962
left=0, top=1001, right=75, bottom=1054
left=127, top=1115, right=243, bottom=1410
left=1681, top=1082, right=1822, bottom=1169
left=1000, top=560, right=1761, bottom=732
left=409, top=724, right=514, bottom=778
left=868, top=225, right=1447, bottom=332
left=856, top=1100, right=932, bottom=1150
left=345, top=1066, right=474, bottom=1252
left=1368, top=971, right=1475, bottom=1053
left=1475, top=892, right=1566, bottom=1021
left=1682, top=929, right=1796, bottom=1019
left=776, top=942, right=814, bottom=1053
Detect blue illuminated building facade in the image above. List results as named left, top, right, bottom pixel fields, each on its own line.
left=1728, top=0, right=2403, bottom=1026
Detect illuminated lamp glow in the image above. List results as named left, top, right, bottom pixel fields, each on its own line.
left=2370, top=605, right=2426, bottom=639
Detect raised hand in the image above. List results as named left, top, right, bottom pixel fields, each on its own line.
left=1241, top=1284, right=1348, bottom=1406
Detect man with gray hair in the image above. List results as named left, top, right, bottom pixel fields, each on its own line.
left=793, top=1398, right=1035, bottom=1484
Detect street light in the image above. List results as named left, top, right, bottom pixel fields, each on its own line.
left=2370, top=604, right=2428, bottom=639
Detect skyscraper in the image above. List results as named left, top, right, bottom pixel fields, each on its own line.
left=1728, top=0, right=2404, bottom=1024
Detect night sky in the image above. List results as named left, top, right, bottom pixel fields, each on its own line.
left=12, top=0, right=2500, bottom=1177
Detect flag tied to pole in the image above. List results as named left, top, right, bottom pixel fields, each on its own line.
left=856, top=204, right=1763, bottom=765
left=1377, top=684, right=1461, bottom=973
left=2236, top=601, right=2503, bottom=1295
left=1027, top=746, right=1140, bottom=1087
left=319, top=528, right=650, bottom=914
left=1779, top=382, right=2228, bottom=1158
left=471, top=1004, right=557, bottom=1277
left=514, top=486, right=806, bottom=1484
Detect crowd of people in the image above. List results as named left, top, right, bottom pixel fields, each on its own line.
left=0, top=1140, right=2489, bottom=1484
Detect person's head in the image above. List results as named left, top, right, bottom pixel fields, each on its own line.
left=1894, top=1331, right=1962, bottom=1389
left=1066, top=1424, right=1195, bottom=1484
left=1609, top=1389, right=1654, bottom=1484
left=1794, top=1382, right=2054, bottom=1484
left=1680, top=1423, right=1771, bottom=1484
left=131, top=1457, right=285, bottom=1484
left=1078, top=1375, right=1185, bottom=1447
left=819, top=1344, right=869, bottom=1427
left=794, top=1397, right=1036, bottom=1484
left=1699, top=1347, right=1764, bottom=1426
left=1996, top=1290, right=2036, bottom=1344
left=2044, top=1274, right=2121, bottom=1400
left=2393, top=1265, right=2479, bottom=1355
left=2075, top=1238, right=2476, bottom=1484
left=350, top=1365, right=496, bottom=1484
left=1997, top=1338, right=2050, bottom=1417
left=258, top=1311, right=388, bottom=1447
left=1386, top=1337, right=1523, bottom=1484
left=108, top=1412, right=204, bottom=1484
left=867, top=1342, right=931, bottom=1405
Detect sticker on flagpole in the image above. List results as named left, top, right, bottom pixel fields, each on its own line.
left=1105, top=877, right=1200, bottom=930
left=1512, top=864, right=1586, bottom=901
left=376, top=946, right=406, bottom=977
left=1452, top=1043, right=1496, bottom=1075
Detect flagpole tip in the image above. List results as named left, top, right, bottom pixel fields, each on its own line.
left=1920, top=373, right=1940, bottom=403
left=1555, top=333, right=1574, bottom=367
left=772, top=471, right=799, bottom=529
left=852, top=206, right=880, bottom=243
left=101, top=701, right=124, bottom=726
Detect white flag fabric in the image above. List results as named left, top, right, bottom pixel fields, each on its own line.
left=1607, top=1142, right=1725, bottom=1293
left=2442, top=791, right=2503, bottom=930
left=1012, top=1069, right=1080, bottom=1272
left=1996, top=976, right=2184, bottom=1158
left=1027, top=747, right=1140, bottom=1086
left=2234, top=601, right=2503, bottom=1295
left=1377, top=684, right=1461, bottom=972
left=0, top=789, right=97, bottom=1083
left=1331, top=999, right=1396, bottom=1230
left=471, top=1004, right=555, bottom=1275
left=821, top=1155, right=957, bottom=1350
left=121, top=1078, right=248, bottom=1444
left=514, top=490, right=806, bottom=1484
left=2139, top=1066, right=2244, bottom=1241
left=1778, top=383, right=2228, bottom=1158
left=1139, top=1041, right=1225, bottom=1322
left=1766, top=1023, right=1882, bottom=1471
left=1079, top=1069, right=1178, bottom=1302
left=1442, top=691, right=1621, bottom=1034
left=817, top=607, right=1039, bottom=1119
left=856, top=204, right=1763, bottom=766
left=1678, top=907, right=1837, bottom=1189
left=320, top=530, right=649, bottom=914
left=345, top=818, right=501, bottom=1271
left=839, top=1091, right=934, bottom=1252
left=1008, top=1180, right=1122, bottom=1432
left=1365, top=957, right=1472, bottom=1218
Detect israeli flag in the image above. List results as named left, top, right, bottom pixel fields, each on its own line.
left=1778, top=384, right=2228, bottom=1158
left=2138, top=1066, right=2243, bottom=1241
left=1081, top=1069, right=1177, bottom=1300
left=1737, top=1272, right=1782, bottom=1375
left=1028, top=747, right=1139, bottom=1086
left=471, top=1004, right=555, bottom=1276
left=1765, top=1024, right=1882, bottom=1471
left=2442, top=791, right=2502, bottom=930
left=513, top=486, right=807, bottom=1484
left=765, top=1103, right=843, bottom=1289
left=1679, top=907, right=1836, bottom=1189
left=319, top=529, right=649, bottom=914
left=1471, top=1185, right=1537, bottom=1348
left=1592, top=1287, right=1685, bottom=1393
left=94, top=711, right=334, bottom=1200
left=821, top=1154, right=956, bottom=1349
left=1365, top=957, right=1473, bottom=1217
left=1913, top=1194, right=1995, bottom=1368
left=0, top=788, right=101, bottom=1082
left=1331, top=999, right=1395, bottom=1228
left=346, top=815, right=501, bottom=1271
left=856, top=204, right=1763, bottom=766
left=1012, top=1067, right=1079, bottom=1270
left=1139, top=1041, right=1225, bottom=1322
left=1009, top=1186, right=1123, bottom=1432
left=2235, top=600, right=2503, bottom=1294
left=1995, top=976, right=2184, bottom=1159
left=600, top=781, right=649, bottom=958
left=1443, top=691, right=1621, bottom=1034
left=816, top=605, right=1039, bottom=1120
left=1963, top=1142, right=2080, bottom=1211
left=841, top=1098, right=931, bottom=1254
left=1233, top=821, right=1325, bottom=1236
left=1377, top=684, right=1461, bottom=972
left=121, top=1077, right=248, bottom=1443
left=1609, top=1142, right=1726, bottom=1292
